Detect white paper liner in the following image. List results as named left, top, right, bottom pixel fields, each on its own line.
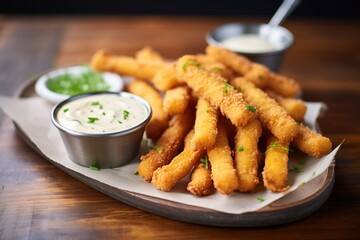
left=0, top=96, right=341, bottom=214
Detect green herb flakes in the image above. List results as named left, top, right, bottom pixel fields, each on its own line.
left=237, top=146, right=244, bottom=152
left=182, top=60, right=201, bottom=71
left=87, top=117, right=99, bottom=123
left=246, top=105, right=256, bottom=112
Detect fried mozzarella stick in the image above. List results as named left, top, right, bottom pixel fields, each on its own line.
left=137, top=107, right=195, bottom=182
left=151, top=130, right=206, bottom=191
left=175, top=55, right=255, bottom=127
left=90, top=49, right=164, bottom=80
left=152, top=64, right=184, bottom=91
left=206, top=45, right=301, bottom=97
left=191, top=97, right=218, bottom=150
left=207, top=121, right=239, bottom=195
left=127, top=80, right=169, bottom=141
left=231, top=77, right=298, bottom=142
left=266, top=90, right=307, bottom=122
left=187, top=160, right=214, bottom=197
left=262, top=135, right=291, bottom=192
left=267, top=72, right=301, bottom=98
left=163, top=86, right=191, bottom=115
left=293, top=123, right=333, bottom=158
left=135, top=46, right=165, bottom=64
left=234, top=119, right=262, bottom=192
left=206, top=45, right=252, bottom=74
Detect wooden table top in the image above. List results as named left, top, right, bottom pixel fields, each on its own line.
left=0, top=15, right=359, bottom=239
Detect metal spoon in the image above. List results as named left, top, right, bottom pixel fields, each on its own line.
left=265, top=0, right=301, bottom=38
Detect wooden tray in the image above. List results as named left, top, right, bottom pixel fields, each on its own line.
left=13, top=75, right=335, bottom=227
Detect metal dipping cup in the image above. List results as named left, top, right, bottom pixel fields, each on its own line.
left=51, top=92, right=152, bottom=169
left=206, top=23, right=294, bottom=72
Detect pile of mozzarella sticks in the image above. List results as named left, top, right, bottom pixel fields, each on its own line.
left=90, top=45, right=333, bottom=196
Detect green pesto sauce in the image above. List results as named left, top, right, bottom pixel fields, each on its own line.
left=46, top=66, right=110, bottom=95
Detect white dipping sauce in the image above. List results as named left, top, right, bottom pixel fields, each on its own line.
left=221, top=34, right=279, bottom=53
left=57, top=94, right=148, bottom=134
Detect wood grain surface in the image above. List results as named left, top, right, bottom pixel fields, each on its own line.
left=0, top=16, right=359, bottom=239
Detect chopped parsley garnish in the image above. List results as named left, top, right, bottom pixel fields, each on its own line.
left=87, top=117, right=99, bottom=123
left=90, top=164, right=100, bottom=171
left=46, top=65, right=109, bottom=95
left=290, top=165, right=303, bottom=173
left=91, top=101, right=103, bottom=109
left=257, top=196, right=265, bottom=202
left=63, top=108, right=69, bottom=113
left=149, top=145, right=163, bottom=151
left=237, top=146, right=244, bottom=152
left=211, top=66, right=224, bottom=72
left=246, top=105, right=256, bottom=112
left=182, top=60, right=201, bottom=71
left=199, top=155, right=209, bottom=170
left=123, top=110, right=130, bottom=120
left=118, top=120, right=123, bottom=124
left=134, top=171, right=139, bottom=175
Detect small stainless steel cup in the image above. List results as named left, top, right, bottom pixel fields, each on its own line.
left=51, top=92, right=151, bottom=169
left=206, top=23, right=294, bottom=72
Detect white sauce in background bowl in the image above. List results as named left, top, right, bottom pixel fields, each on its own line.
left=221, top=34, right=280, bottom=53
left=57, top=94, right=148, bottom=134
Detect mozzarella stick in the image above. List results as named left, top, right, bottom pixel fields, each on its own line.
left=267, top=90, right=307, bottom=122
left=135, top=46, right=165, bottom=64
left=151, top=130, right=206, bottom=191
left=293, top=123, right=333, bottom=158
left=152, top=64, right=184, bottom=91
left=163, top=86, right=191, bottom=115
left=262, top=135, right=290, bottom=192
left=187, top=160, right=214, bottom=197
left=234, top=119, right=262, bottom=192
left=175, top=55, right=255, bottom=127
left=206, top=45, right=252, bottom=74
left=207, top=121, right=239, bottom=195
left=231, top=77, right=298, bottom=142
left=191, top=97, right=218, bottom=150
left=127, top=80, right=169, bottom=141
left=243, top=63, right=269, bottom=89
left=206, top=45, right=301, bottom=97
left=137, top=106, right=195, bottom=182
left=267, top=72, right=301, bottom=98
left=90, top=49, right=164, bottom=80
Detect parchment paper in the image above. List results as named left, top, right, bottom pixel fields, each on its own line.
left=0, top=96, right=341, bottom=214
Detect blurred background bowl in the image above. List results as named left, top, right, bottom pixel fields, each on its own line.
left=206, top=22, right=294, bottom=72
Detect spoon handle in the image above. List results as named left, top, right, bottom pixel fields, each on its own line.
left=268, top=0, right=301, bottom=27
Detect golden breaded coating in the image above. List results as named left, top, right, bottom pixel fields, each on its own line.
left=152, top=64, right=184, bottom=91
left=206, top=45, right=301, bottom=97
left=293, top=123, right=333, bottom=158
left=138, top=107, right=195, bottom=182
left=187, top=161, right=213, bottom=197
left=267, top=72, right=301, bottom=98
left=262, top=135, right=290, bottom=192
left=243, top=63, right=269, bottom=89
left=151, top=130, right=205, bottom=191
left=234, top=119, right=262, bottom=192
left=206, top=45, right=252, bottom=74
left=90, top=49, right=164, bottom=80
left=163, top=86, right=191, bottom=115
left=266, top=90, right=307, bottom=122
left=127, top=80, right=169, bottom=141
left=207, top=121, right=239, bottom=195
left=135, top=46, right=165, bottom=64
left=191, top=97, right=218, bottom=150
left=231, top=77, right=298, bottom=142
left=175, top=55, right=255, bottom=127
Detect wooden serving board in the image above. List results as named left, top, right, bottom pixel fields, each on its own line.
left=13, top=75, right=335, bottom=227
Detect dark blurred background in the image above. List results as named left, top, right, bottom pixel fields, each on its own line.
left=1, top=0, right=358, bottom=18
